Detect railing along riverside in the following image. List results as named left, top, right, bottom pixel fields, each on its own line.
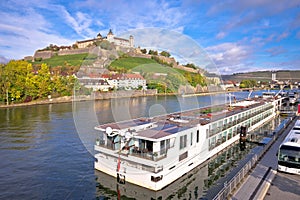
left=212, top=116, right=294, bottom=200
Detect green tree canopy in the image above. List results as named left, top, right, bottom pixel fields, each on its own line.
left=160, top=51, right=171, bottom=57
left=0, top=60, right=76, bottom=104
left=239, top=79, right=257, bottom=88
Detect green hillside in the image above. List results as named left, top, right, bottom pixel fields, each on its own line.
left=110, top=57, right=206, bottom=92
left=225, top=70, right=300, bottom=82
left=110, top=57, right=156, bottom=70
left=32, top=53, right=89, bottom=67
left=31, top=53, right=207, bottom=93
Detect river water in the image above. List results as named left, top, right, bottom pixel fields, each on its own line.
left=0, top=91, right=279, bottom=199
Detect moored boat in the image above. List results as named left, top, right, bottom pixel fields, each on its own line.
left=94, top=95, right=283, bottom=191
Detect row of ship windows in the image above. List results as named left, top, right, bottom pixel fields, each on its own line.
left=208, top=111, right=273, bottom=150
left=208, top=106, right=273, bottom=137
left=178, top=106, right=273, bottom=151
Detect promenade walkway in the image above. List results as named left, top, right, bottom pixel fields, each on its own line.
left=231, top=116, right=298, bottom=200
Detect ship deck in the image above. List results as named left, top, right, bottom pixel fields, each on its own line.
left=96, top=97, right=279, bottom=140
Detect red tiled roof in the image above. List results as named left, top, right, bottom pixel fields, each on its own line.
left=100, top=73, right=144, bottom=80
left=124, top=74, right=145, bottom=80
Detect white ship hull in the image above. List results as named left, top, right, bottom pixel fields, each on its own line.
left=95, top=97, right=282, bottom=190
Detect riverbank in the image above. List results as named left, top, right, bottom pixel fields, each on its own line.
left=0, top=92, right=171, bottom=109
left=0, top=88, right=252, bottom=109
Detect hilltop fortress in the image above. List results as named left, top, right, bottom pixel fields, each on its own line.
left=30, top=29, right=207, bottom=78
left=32, top=29, right=134, bottom=60
left=75, top=29, right=134, bottom=49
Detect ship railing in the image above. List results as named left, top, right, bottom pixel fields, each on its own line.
left=232, top=130, right=237, bottom=136
left=130, top=148, right=168, bottom=161
left=96, top=140, right=116, bottom=150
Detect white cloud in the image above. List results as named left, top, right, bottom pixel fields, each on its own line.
left=276, top=31, right=289, bottom=41
left=75, top=0, right=187, bottom=34
left=216, top=31, right=226, bottom=39
left=205, top=42, right=253, bottom=74
left=0, top=4, right=73, bottom=59
left=207, top=0, right=300, bottom=34
left=0, top=0, right=189, bottom=59
left=266, top=46, right=287, bottom=56
left=50, top=5, right=97, bottom=38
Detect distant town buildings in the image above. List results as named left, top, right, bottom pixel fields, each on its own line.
left=78, top=73, right=146, bottom=91
left=75, top=29, right=134, bottom=49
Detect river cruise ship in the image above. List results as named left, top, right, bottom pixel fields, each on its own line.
left=94, top=95, right=283, bottom=191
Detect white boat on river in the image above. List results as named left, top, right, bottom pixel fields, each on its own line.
left=94, top=95, right=283, bottom=190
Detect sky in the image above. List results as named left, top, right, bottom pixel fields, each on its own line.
left=0, top=0, right=300, bottom=74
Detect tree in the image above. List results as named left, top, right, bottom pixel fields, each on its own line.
left=141, top=49, right=147, bottom=54
left=0, top=60, right=34, bottom=103
left=160, top=51, right=171, bottom=57
left=36, top=63, right=52, bottom=98
left=184, top=63, right=197, bottom=69
left=148, top=50, right=158, bottom=55
left=239, top=79, right=257, bottom=88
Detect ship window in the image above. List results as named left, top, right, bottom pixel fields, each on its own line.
left=197, top=130, right=199, bottom=143
left=179, top=151, right=188, bottom=161
left=160, top=140, right=165, bottom=154
left=166, top=139, right=170, bottom=149
left=151, top=175, right=163, bottom=182
left=169, top=165, right=175, bottom=170
left=180, top=135, right=187, bottom=149
left=190, top=132, right=193, bottom=146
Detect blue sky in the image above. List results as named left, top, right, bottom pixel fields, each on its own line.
left=0, top=0, right=300, bottom=74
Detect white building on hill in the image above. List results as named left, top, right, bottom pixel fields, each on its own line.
left=75, top=29, right=134, bottom=49
left=78, top=73, right=146, bottom=91
left=101, top=73, right=146, bottom=90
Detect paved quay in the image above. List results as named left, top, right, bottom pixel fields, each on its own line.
left=264, top=170, right=300, bottom=200
left=231, top=116, right=298, bottom=200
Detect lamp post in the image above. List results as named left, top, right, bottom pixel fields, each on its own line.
left=6, top=89, right=8, bottom=105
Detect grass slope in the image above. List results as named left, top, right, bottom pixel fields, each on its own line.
left=32, top=53, right=89, bottom=67
left=110, top=57, right=191, bottom=92
left=110, top=57, right=156, bottom=70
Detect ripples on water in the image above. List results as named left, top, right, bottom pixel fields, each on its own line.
left=0, top=104, right=95, bottom=200
left=0, top=91, right=278, bottom=199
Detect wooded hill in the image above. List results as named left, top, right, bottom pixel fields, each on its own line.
left=222, top=70, right=300, bottom=82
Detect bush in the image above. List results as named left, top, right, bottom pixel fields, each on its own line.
left=34, top=57, right=42, bottom=62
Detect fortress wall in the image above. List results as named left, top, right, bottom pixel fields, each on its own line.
left=57, top=48, right=90, bottom=56
left=33, top=50, right=54, bottom=59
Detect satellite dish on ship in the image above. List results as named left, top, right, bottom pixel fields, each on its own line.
left=105, top=127, right=119, bottom=137
left=106, top=127, right=112, bottom=134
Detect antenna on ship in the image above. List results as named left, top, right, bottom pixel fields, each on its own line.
left=275, top=89, right=283, bottom=97
left=228, top=93, right=232, bottom=107
left=247, top=90, right=253, bottom=100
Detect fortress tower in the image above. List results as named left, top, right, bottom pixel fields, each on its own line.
left=129, top=35, right=134, bottom=48
left=107, top=29, right=114, bottom=42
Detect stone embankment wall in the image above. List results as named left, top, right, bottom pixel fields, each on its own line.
left=93, top=89, right=158, bottom=100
